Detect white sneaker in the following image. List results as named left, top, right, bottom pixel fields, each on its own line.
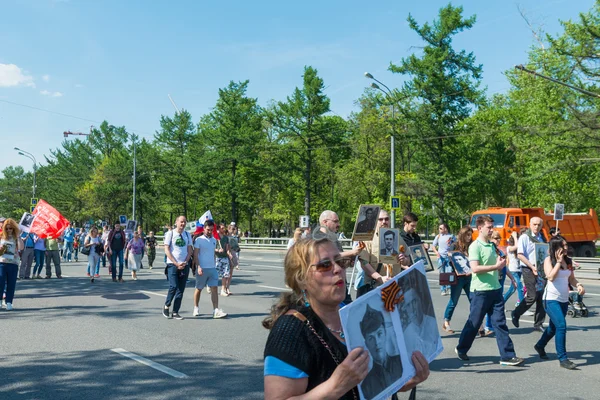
left=1, top=299, right=6, bottom=309
left=220, top=290, right=229, bottom=297
left=213, top=308, right=228, bottom=319
left=6, top=302, right=13, bottom=311
left=207, top=287, right=212, bottom=294
left=193, top=307, right=200, bottom=316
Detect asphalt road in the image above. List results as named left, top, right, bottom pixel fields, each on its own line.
left=1, top=249, right=599, bottom=400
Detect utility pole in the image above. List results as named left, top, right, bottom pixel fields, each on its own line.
left=132, top=136, right=137, bottom=222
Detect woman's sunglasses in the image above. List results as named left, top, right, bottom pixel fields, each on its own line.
left=311, top=257, right=353, bottom=272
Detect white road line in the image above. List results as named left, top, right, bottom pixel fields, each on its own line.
left=236, top=270, right=258, bottom=273
left=257, top=285, right=291, bottom=292
left=111, top=348, right=188, bottom=378
left=519, top=319, right=588, bottom=331
left=139, top=290, right=167, bottom=297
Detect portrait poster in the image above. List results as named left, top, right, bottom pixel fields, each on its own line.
left=395, top=262, right=443, bottom=364
left=119, top=215, right=127, bottom=226
left=554, top=203, right=564, bottom=221
left=125, top=220, right=137, bottom=233
left=378, top=228, right=401, bottom=264
left=408, top=244, right=433, bottom=272
left=340, top=276, right=415, bottom=400
left=19, top=212, right=36, bottom=233
left=533, top=243, right=549, bottom=273
left=352, top=204, right=381, bottom=242
left=448, top=251, right=471, bottom=276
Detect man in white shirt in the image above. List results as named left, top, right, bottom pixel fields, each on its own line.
left=162, top=216, right=193, bottom=320
left=193, top=220, right=227, bottom=319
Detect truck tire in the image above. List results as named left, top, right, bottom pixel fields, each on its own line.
left=576, top=243, right=596, bottom=258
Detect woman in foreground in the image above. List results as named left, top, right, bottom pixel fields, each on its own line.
left=263, top=238, right=429, bottom=399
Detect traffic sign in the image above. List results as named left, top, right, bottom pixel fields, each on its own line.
left=299, top=215, right=310, bottom=228
left=390, top=196, right=401, bottom=210
left=30, top=206, right=36, bottom=213
left=31, top=198, right=38, bottom=206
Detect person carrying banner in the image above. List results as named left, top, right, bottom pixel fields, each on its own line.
left=0, top=219, right=24, bottom=311
left=44, top=236, right=62, bottom=278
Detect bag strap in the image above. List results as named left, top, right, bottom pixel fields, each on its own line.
left=290, top=311, right=358, bottom=400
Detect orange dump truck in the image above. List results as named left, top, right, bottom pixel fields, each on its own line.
left=470, top=207, right=600, bottom=257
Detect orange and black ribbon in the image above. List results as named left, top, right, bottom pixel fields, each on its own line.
left=381, top=281, right=404, bottom=312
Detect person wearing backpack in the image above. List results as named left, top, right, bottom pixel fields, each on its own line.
left=511, top=217, right=547, bottom=332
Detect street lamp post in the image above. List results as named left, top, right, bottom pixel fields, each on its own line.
left=14, top=147, right=37, bottom=199
left=365, top=72, right=397, bottom=228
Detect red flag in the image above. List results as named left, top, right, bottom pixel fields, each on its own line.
left=30, top=199, right=69, bottom=239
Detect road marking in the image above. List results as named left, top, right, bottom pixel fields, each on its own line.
left=236, top=269, right=258, bottom=273
left=583, top=293, right=599, bottom=297
left=519, top=319, right=588, bottom=331
left=139, top=290, right=167, bottom=297
left=257, top=285, right=291, bottom=291
left=111, top=348, right=188, bottom=378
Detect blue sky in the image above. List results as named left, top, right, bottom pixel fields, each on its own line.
left=0, top=0, right=595, bottom=174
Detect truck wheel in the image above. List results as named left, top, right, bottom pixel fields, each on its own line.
left=576, top=243, right=596, bottom=258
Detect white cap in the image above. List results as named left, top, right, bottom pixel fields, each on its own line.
left=230, top=222, right=236, bottom=226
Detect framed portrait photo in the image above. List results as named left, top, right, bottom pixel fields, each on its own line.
left=533, top=243, right=549, bottom=273
left=125, top=220, right=137, bottom=233
left=352, top=204, right=381, bottom=242
left=448, top=251, right=471, bottom=276
left=18, top=212, right=36, bottom=233
left=408, top=244, right=433, bottom=272
left=378, top=228, right=401, bottom=264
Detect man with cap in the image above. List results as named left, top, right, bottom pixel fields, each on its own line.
left=360, top=304, right=403, bottom=400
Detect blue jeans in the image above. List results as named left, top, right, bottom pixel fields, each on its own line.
left=444, top=275, right=472, bottom=321
left=457, top=288, right=516, bottom=360
left=504, top=271, right=524, bottom=304
left=0, top=262, right=19, bottom=303
left=33, top=249, right=46, bottom=276
left=63, top=241, right=74, bottom=261
left=110, top=249, right=124, bottom=279
left=164, top=264, right=188, bottom=313
left=486, top=268, right=508, bottom=331
left=87, top=257, right=101, bottom=275
left=536, top=300, right=568, bottom=361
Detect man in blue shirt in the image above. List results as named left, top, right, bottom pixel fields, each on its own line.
left=62, top=223, right=75, bottom=262
left=18, top=232, right=36, bottom=279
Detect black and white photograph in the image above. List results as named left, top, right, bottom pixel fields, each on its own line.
left=534, top=243, right=549, bottom=273
left=554, top=203, right=564, bottom=221
left=408, top=244, right=434, bottom=271
left=119, top=215, right=127, bottom=225
left=340, top=280, right=414, bottom=400
left=18, top=212, right=35, bottom=233
left=378, top=228, right=400, bottom=264
left=448, top=251, right=471, bottom=275
left=125, top=219, right=137, bottom=233
left=396, top=262, right=443, bottom=363
left=352, top=204, right=380, bottom=241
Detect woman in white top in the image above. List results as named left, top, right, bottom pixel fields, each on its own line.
left=286, top=228, right=303, bottom=250
left=84, top=226, right=102, bottom=283
left=0, top=218, right=24, bottom=310
left=534, top=236, right=585, bottom=370
left=503, top=231, right=524, bottom=306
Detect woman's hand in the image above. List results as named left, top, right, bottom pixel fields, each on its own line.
left=399, top=351, right=430, bottom=392
left=556, top=248, right=565, bottom=263
left=329, top=347, right=370, bottom=394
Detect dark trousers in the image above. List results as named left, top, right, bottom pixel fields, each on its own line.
left=165, top=264, right=187, bottom=313
left=513, top=268, right=546, bottom=328
left=457, top=288, right=516, bottom=360
left=45, top=250, right=62, bottom=277
left=0, top=262, right=18, bottom=303
left=110, top=249, right=124, bottom=279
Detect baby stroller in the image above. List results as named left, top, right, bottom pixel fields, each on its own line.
left=567, top=291, right=588, bottom=317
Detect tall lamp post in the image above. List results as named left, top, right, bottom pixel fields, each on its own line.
left=365, top=72, right=397, bottom=228
left=14, top=147, right=37, bottom=199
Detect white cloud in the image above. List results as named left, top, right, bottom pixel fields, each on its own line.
left=40, top=90, right=63, bottom=97
left=0, top=63, right=35, bottom=88
left=42, top=74, right=50, bottom=82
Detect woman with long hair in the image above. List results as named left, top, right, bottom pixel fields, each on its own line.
left=534, top=236, right=585, bottom=369
left=503, top=231, right=524, bottom=305
left=0, top=219, right=25, bottom=310
left=263, top=238, right=429, bottom=399
left=442, top=226, right=473, bottom=334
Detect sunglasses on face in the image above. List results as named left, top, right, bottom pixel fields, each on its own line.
left=311, top=257, right=353, bottom=272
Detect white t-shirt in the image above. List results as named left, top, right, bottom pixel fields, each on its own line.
left=87, top=236, right=101, bottom=256
left=544, top=267, right=571, bottom=303
left=194, top=235, right=217, bottom=269
left=507, top=252, right=520, bottom=272
left=164, top=230, right=192, bottom=264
